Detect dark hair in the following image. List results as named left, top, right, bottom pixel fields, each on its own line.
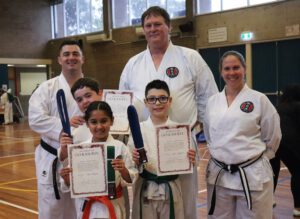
left=71, top=78, right=100, bottom=98
left=59, top=40, right=83, bottom=53
left=145, top=79, right=170, bottom=97
left=280, top=84, right=300, bottom=103
left=219, top=50, right=246, bottom=73
left=84, top=101, right=113, bottom=122
left=141, top=6, right=170, bottom=27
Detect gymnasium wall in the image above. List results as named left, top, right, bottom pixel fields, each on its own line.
left=0, top=0, right=51, bottom=58
left=47, top=0, right=300, bottom=90
left=195, top=0, right=300, bottom=48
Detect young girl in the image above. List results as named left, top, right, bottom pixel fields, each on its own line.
left=60, top=101, right=137, bottom=219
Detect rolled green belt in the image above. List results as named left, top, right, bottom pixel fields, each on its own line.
left=139, top=169, right=178, bottom=219
left=107, top=146, right=116, bottom=200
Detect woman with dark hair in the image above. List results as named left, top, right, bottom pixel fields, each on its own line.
left=276, top=84, right=300, bottom=217
left=203, top=51, right=281, bottom=219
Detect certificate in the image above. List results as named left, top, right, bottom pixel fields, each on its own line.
left=68, top=143, right=108, bottom=198
left=103, top=89, right=133, bottom=134
left=156, top=124, right=193, bottom=176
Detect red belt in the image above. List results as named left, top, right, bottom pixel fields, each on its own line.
left=82, top=185, right=123, bottom=219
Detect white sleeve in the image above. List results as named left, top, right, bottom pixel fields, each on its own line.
left=121, top=143, right=139, bottom=186
left=28, top=83, right=62, bottom=142
left=119, top=60, right=132, bottom=90
left=187, top=51, right=218, bottom=123
left=203, top=98, right=212, bottom=145
left=260, top=96, right=282, bottom=159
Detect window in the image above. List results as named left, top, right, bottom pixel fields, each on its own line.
left=112, top=0, right=186, bottom=29
left=197, top=0, right=283, bottom=15
left=51, top=0, right=103, bottom=38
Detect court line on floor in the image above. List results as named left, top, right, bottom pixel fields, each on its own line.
left=0, top=158, right=34, bottom=167
left=198, top=189, right=207, bottom=194
left=0, top=200, right=38, bottom=215
left=0, top=152, right=34, bottom=159
left=0, top=186, right=37, bottom=192
left=0, top=177, right=37, bottom=186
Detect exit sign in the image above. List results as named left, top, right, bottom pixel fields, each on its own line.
left=241, top=32, right=253, bottom=41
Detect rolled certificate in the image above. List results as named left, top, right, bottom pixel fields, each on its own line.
left=127, top=105, right=148, bottom=164
left=107, top=146, right=116, bottom=199
left=56, top=89, right=71, bottom=136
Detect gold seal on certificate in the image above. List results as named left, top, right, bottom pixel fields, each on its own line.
left=103, top=89, right=133, bottom=134
left=68, top=143, right=108, bottom=198
left=156, top=124, right=193, bottom=176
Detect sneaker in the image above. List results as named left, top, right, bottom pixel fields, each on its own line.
left=293, top=209, right=300, bottom=217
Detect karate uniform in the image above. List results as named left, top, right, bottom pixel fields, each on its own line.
left=29, top=73, right=82, bottom=219
left=120, top=41, right=218, bottom=218
left=60, top=135, right=137, bottom=219
left=203, top=84, right=281, bottom=219
left=128, top=117, right=189, bottom=219
left=0, top=92, right=13, bottom=124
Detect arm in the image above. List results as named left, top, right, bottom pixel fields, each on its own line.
left=28, top=82, right=62, bottom=143
left=260, top=96, right=282, bottom=159
left=59, top=132, right=73, bottom=161
left=119, top=59, right=133, bottom=90
left=187, top=51, right=218, bottom=123
left=111, top=157, right=132, bottom=183
left=59, top=167, right=72, bottom=187
left=188, top=149, right=197, bottom=165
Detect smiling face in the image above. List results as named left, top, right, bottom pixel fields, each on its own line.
left=143, top=15, right=170, bottom=50
left=58, top=44, right=84, bottom=75
left=221, top=54, right=246, bottom=91
left=144, top=88, right=172, bottom=121
left=87, top=109, right=113, bottom=142
left=73, top=87, right=102, bottom=113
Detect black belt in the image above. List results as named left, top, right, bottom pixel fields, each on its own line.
left=139, top=169, right=178, bottom=219
left=40, top=139, right=60, bottom=200
left=208, top=153, right=263, bottom=215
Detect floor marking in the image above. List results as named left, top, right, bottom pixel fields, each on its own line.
left=0, top=177, right=36, bottom=186
left=0, top=152, right=34, bottom=159
left=0, top=200, right=38, bottom=215
left=198, top=189, right=207, bottom=194
left=0, top=158, right=34, bottom=168
left=0, top=187, right=37, bottom=192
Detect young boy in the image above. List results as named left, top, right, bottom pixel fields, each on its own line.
left=128, top=79, right=196, bottom=219
left=58, top=77, right=102, bottom=161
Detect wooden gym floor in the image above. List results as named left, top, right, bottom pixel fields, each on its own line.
left=0, top=121, right=297, bottom=219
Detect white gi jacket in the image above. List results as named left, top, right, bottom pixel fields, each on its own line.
left=119, top=41, right=218, bottom=125
left=204, top=84, right=282, bottom=191
left=29, top=73, right=82, bottom=185
left=68, top=135, right=138, bottom=219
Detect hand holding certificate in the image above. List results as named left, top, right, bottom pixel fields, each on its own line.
left=156, top=124, right=193, bottom=176
left=68, top=143, right=108, bottom=198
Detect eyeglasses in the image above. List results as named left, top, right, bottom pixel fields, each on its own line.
left=146, top=96, right=169, bottom=104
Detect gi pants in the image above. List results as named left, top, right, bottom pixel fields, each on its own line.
left=207, top=180, right=273, bottom=219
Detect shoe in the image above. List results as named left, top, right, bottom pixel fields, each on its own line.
left=294, top=209, right=300, bottom=217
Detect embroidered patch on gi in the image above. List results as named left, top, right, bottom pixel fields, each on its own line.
left=240, top=101, right=254, bottom=113
left=42, top=170, right=47, bottom=177
left=166, top=67, right=179, bottom=78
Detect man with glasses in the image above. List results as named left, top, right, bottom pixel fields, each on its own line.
left=119, top=6, right=218, bottom=219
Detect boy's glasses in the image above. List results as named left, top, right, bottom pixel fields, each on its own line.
left=146, top=96, right=169, bottom=104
